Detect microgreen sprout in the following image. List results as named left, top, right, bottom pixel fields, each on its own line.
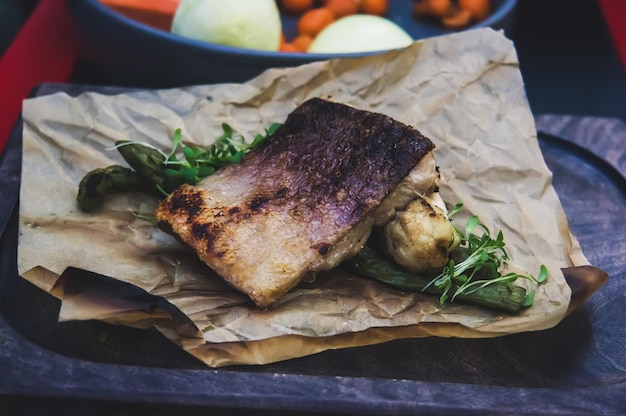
left=162, top=122, right=281, bottom=185
left=78, top=122, right=281, bottom=212
left=423, top=201, right=548, bottom=306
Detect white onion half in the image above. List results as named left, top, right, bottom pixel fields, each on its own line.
left=172, top=0, right=282, bottom=51
left=308, top=14, right=414, bottom=54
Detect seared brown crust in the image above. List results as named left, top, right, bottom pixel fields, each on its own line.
left=249, top=98, right=434, bottom=224
left=155, top=98, right=435, bottom=307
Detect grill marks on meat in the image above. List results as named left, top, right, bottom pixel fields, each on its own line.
left=156, top=98, right=436, bottom=308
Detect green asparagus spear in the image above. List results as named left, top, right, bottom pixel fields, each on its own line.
left=115, top=141, right=184, bottom=194
left=77, top=165, right=156, bottom=212
left=344, top=246, right=529, bottom=313
left=77, top=124, right=281, bottom=212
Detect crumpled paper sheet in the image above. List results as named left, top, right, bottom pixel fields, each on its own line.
left=18, top=28, right=588, bottom=367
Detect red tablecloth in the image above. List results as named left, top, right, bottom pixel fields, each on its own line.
left=0, top=0, right=79, bottom=156
left=599, top=0, right=626, bottom=72
left=0, top=0, right=625, bottom=157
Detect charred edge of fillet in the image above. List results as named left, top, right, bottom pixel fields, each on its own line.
left=157, top=220, right=188, bottom=248
left=314, top=242, right=331, bottom=255
left=261, top=98, right=435, bottom=176
left=161, top=185, right=205, bottom=214
left=234, top=98, right=436, bottom=228
left=157, top=184, right=296, bottom=260
left=156, top=186, right=220, bottom=256
left=156, top=99, right=437, bottom=296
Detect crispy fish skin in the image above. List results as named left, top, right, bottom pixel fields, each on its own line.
left=155, top=98, right=436, bottom=308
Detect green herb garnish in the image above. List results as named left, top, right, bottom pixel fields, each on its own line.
left=77, top=122, right=280, bottom=211
left=345, top=201, right=548, bottom=312
left=424, top=201, right=548, bottom=307
left=159, top=122, right=280, bottom=191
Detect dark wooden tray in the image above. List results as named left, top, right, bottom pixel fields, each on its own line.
left=0, top=84, right=624, bottom=415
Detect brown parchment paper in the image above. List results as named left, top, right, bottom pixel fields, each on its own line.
left=18, top=28, right=589, bottom=367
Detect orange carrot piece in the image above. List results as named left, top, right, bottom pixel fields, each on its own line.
left=99, top=0, right=180, bottom=15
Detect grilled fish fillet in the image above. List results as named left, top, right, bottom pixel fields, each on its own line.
left=155, top=98, right=438, bottom=308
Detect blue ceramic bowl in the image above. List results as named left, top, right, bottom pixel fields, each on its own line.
left=66, top=0, right=518, bottom=88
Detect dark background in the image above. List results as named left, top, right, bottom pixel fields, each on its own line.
left=0, top=0, right=38, bottom=55
left=511, top=0, right=626, bottom=121
left=2, top=0, right=625, bottom=122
